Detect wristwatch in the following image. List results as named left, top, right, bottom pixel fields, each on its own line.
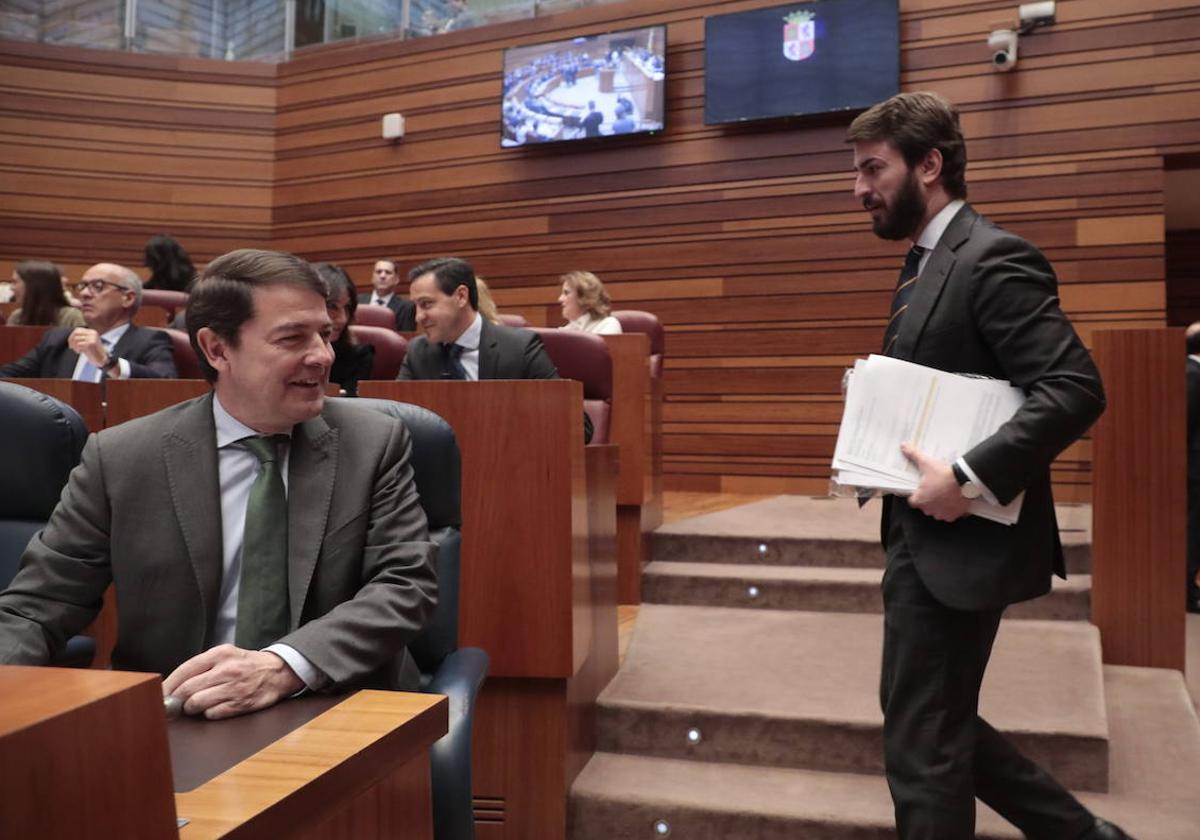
left=951, top=462, right=983, bottom=500
left=100, top=353, right=121, bottom=374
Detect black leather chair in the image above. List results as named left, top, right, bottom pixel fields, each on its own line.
left=0, top=381, right=96, bottom=667
left=356, top=398, right=488, bottom=840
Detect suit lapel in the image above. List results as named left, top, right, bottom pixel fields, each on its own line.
left=162, top=393, right=224, bottom=643
left=286, top=413, right=337, bottom=627
left=894, top=204, right=975, bottom=360
left=477, top=319, right=499, bottom=380
left=109, top=324, right=140, bottom=359
left=56, top=346, right=80, bottom=378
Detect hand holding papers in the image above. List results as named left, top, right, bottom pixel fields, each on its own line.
left=832, top=355, right=1025, bottom=525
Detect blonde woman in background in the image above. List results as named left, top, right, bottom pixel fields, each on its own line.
left=475, top=276, right=502, bottom=324
left=557, top=270, right=622, bottom=335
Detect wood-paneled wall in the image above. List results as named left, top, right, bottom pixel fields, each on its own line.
left=7, top=0, right=1200, bottom=498
left=0, top=39, right=275, bottom=282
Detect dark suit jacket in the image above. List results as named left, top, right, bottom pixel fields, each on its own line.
left=883, top=204, right=1105, bottom=611
left=398, top=318, right=558, bottom=381
left=359, top=292, right=417, bottom=332
left=0, top=323, right=177, bottom=379
left=0, top=394, right=438, bottom=690
left=330, top=341, right=375, bottom=397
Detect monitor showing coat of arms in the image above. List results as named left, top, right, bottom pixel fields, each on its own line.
left=703, top=0, right=899, bottom=125
left=501, top=25, right=666, bottom=148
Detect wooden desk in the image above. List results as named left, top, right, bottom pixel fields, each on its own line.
left=0, top=666, right=178, bottom=839
left=176, top=691, right=446, bottom=840
left=603, top=333, right=664, bottom=603
left=0, top=667, right=446, bottom=840
left=0, top=324, right=51, bottom=364
left=358, top=380, right=618, bottom=840
left=106, top=378, right=210, bottom=426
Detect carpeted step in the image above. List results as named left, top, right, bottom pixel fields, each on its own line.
left=596, top=604, right=1109, bottom=792
left=573, top=666, right=1200, bottom=840
left=651, top=496, right=1092, bottom=573
left=569, top=752, right=1021, bottom=840
left=642, top=561, right=1091, bottom=621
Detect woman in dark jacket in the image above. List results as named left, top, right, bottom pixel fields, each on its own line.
left=315, top=263, right=374, bottom=397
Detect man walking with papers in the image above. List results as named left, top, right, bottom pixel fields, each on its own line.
left=847, top=92, right=1123, bottom=839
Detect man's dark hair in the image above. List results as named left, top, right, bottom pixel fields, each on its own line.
left=408, top=256, right=478, bottom=310
left=846, top=91, right=968, bottom=200
left=1188, top=327, right=1200, bottom=356
left=186, top=249, right=327, bottom=383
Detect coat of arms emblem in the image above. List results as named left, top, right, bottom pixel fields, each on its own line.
left=783, top=10, right=816, bottom=62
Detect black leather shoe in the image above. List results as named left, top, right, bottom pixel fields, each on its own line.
left=1081, top=817, right=1135, bottom=839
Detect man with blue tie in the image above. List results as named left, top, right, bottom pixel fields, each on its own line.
left=0, top=262, right=176, bottom=381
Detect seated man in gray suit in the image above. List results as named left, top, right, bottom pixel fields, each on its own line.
left=359, top=258, right=417, bottom=331
left=0, top=249, right=437, bottom=719
left=0, top=262, right=176, bottom=380
left=398, top=256, right=592, bottom=442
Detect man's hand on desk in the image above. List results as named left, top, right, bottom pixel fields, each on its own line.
left=901, top=443, right=970, bottom=523
left=162, top=645, right=304, bottom=720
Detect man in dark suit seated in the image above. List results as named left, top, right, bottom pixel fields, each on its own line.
left=0, top=249, right=437, bottom=719
left=0, top=262, right=176, bottom=380
left=399, top=256, right=592, bottom=442
left=359, top=258, right=417, bottom=331
left=848, top=92, right=1126, bottom=840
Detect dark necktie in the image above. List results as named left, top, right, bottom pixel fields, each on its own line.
left=881, top=245, right=926, bottom=355
left=442, top=343, right=467, bottom=380
left=235, top=435, right=290, bottom=650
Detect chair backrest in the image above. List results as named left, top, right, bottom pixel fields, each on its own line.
left=530, top=328, right=613, bottom=444
left=141, top=289, right=189, bottom=318
left=497, top=313, right=528, bottom=328
left=354, top=399, right=461, bottom=673
left=161, top=328, right=206, bottom=379
left=356, top=303, right=399, bottom=330
left=612, top=309, right=665, bottom=379
left=0, top=382, right=88, bottom=587
left=348, top=325, right=409, bottom=380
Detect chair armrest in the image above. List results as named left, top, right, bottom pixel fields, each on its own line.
left=424, top=647, right=489, bottom=840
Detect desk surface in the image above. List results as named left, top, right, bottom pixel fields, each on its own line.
left=175, top=690, right=446, bottom=839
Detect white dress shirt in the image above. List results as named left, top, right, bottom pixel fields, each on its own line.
left=911, top=198, right=997, bottom=501
left=563, top=313, right=623, bottom=335
left=370, top=291, right=395, bottom=307
left=71, top=322, right=133, bottom=381
left=212, top=395, right=326, bottom=690
left=448, top=312, right=484, bottom=381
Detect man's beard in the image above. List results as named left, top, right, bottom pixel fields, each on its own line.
left=869, top=171, right=926, bottom=241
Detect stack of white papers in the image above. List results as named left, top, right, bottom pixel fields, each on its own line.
left=832, top=355, right=1025, bottom=525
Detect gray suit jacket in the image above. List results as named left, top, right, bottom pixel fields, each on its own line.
left=883, top=204, right=1106, bottom=610
left=0, top=393, right=438, bottom=689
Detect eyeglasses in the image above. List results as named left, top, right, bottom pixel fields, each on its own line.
left=70, top=279, right=127, bottom=295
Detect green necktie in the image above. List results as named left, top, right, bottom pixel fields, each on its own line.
left=235, top=435, right=290, bottom=650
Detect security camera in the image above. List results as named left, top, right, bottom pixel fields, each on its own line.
left=988, top=29, right=1018, bottom=71
left=1018, top=1, right=1056, bottom=30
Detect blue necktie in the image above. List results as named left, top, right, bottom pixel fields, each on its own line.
left=882, top=246, right=926, bottom=355
left=442, top=343, right=468, bottom=380
left=75, top=338, right=110, bottom=383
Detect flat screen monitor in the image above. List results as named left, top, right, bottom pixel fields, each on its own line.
left=501, top=25, right=666, bottom=148
left=704, top=0, right=899, bottom=125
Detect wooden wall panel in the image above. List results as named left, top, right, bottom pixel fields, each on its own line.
left=0, top=40, right=276, bottom=283
left=7, top=0, right=1200, bottom=496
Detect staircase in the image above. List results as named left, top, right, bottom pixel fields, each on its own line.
left=569, top=497, right=1200, bottom=839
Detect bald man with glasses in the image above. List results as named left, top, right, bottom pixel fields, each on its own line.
left=0, top=262, right=176, bottom=381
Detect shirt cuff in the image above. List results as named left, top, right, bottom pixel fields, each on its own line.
left=955, top=457, right=998, bottom=505
left=264, top=643, right=330, bottom=694
left=113, top=358, right=131, bottom=380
